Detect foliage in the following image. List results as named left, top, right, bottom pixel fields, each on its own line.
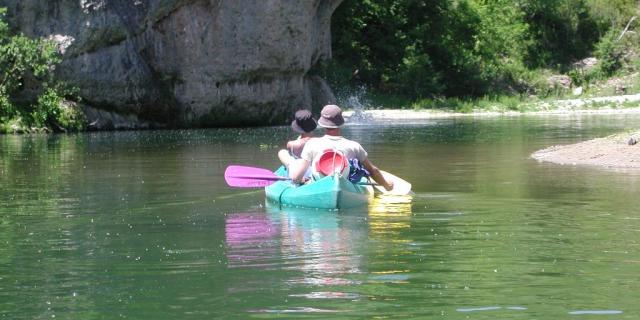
left=0, top=7, right=84, bottom=133
left=520, top=0, right=601, bottom=68
left=594, top=29, right=624, bottom=76
left=331, top=0, right=640, bottom=102
left=397, top=46, right=443, bottom=98
left=586, top=0, right=638, bottom=27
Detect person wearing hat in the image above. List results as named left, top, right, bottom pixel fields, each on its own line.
left=277, top=109, right=318, bottom=168
left=289, top=104, right=393, bottom=191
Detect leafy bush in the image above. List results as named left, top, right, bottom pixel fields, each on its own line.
left=331, top=0, right=638, bottom=103
left=396, top=48, right=444, bottom=98
left=0, top=7, right=84, bottom=133
left=594, top=29, right=624, bottom=76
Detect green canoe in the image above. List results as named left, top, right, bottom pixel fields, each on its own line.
left=265, top=166, right=373, bottom=209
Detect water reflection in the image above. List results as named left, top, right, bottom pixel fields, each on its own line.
left=224, top=212, right=280, bottom=269
left=224, top=198, right=415, bottom=279
left=367, top=195, right=414, bottom=283
left=223, top=203, right=369, bottom=313
left=369, top=194, right=414, bottom=237
left=222, top=198, right=421, bottom=315
left=270, top=204, right=369, bottom=286
left=227, top=203, right=370, bottom=283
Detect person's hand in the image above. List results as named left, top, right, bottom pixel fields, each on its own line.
left=384, top=180, right=394, bottom=191
left=293, top=177, right=310, bottom=185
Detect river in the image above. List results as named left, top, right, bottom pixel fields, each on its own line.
left=1, top=114, right=639, bottom=318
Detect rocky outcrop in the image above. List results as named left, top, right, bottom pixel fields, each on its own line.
left=0, top=0, right=342, bottom=128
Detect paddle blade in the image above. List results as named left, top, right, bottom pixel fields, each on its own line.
left=374, top=170, right=412, bottom=196
left=224, top=165, right=288, bottom=188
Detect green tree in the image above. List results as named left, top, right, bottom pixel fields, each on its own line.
left=331, top=0, right=636, bottom=101
left=331, top=0, right=532, bottom=98
left=511, top=0, right=601, bottom=68
left=469, top=0, right=530, bottom=87
left=594, top=28, right=625, bottom=76
left=587, top=0, right=638, bottom=28
left=0, top=7, right=84, bottom=133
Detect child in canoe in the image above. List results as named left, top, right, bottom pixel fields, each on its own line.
left=278, top=109, right=317, bottom=168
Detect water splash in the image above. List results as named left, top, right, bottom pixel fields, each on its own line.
left=340, top=86, right=373, bottom=124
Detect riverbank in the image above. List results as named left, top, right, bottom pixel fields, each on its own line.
left=344, top=93, right=640, bottom=121
left=531, top=131, right=640, bottom=169
left=345, top=106, right=640, bottom=121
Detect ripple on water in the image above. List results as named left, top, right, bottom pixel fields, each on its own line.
left=369, top=273, right=411, bottom=283
left=457, top=306, right=502, bottom=312
left=289, top=291, right=362, bottom=300
left=457, top=306, right=528, bottom=312
left=568, top=310, right=623, bottom=315
left=248, top=307, right=343, bottom=313
left=287, top=276, right=360, bottom=286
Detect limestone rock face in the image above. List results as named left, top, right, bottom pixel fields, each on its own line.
left=1, top=0, right=341, bottom=128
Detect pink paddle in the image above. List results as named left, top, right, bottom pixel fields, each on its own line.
left=224, top=165, right=386, bottom=189
left=224, top=165, right=288, bottom=188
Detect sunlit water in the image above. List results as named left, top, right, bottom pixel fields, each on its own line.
left=2, top=114, right=640, bottom=319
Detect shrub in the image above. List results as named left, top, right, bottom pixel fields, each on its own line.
left=594, top=29, right=624, bottom=76
left=0, top=7, right=84, bottom=132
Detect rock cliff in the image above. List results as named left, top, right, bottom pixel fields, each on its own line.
left=0, top=0, right=342, bottom=128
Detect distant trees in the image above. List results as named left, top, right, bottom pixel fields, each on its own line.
left=331, top=0, right=639, bottom=99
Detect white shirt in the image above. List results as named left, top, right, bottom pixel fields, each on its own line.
left=300, top=135, right=368, bottom=171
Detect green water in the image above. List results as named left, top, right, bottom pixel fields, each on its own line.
left=2, top=115, right=640, bottom=319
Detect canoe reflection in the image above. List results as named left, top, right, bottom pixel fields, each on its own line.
left=368, top=194, right=413, bottom=237
left=224, top=203, right=368, bottom=284
left=225, top=212, right=280, bottom=269
left=266, top=203, right=368, bottom=286
left=224, top=197, right=412, bottom=286
left=367, top=194, right=414, bottom=282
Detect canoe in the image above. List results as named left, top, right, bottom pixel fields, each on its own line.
left=265, top=166, right=373, bottom=209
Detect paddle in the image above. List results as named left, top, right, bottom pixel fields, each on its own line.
left=373, top=170, right=413, bottom=196
left=224, top=165, right=289, bottom=188
left=225, top=165, right=381, bottom=188
left=225, top=165, right=412, bottom=196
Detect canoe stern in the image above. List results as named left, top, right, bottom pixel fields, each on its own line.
left=265, top=168, right=372, bottom=209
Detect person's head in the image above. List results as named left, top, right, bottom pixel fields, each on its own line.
left=318, top=104, right=344, bottom=132
left=291, top=109, right=317, bottom=135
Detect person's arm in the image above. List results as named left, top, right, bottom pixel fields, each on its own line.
left=286, top=139, right=302, bottom=150
left=289, top=139, right=316, bottom=183
left=362, top=159, right=393, bottom=191
left=288, top=159, right=310, bottom=183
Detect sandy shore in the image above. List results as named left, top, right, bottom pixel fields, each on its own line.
left=531, top=132, right=640, bottom=169
left=528, top=94, right=640, bottom=169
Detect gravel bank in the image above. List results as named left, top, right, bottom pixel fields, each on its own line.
left=531, top=132, right=640, bottom=169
